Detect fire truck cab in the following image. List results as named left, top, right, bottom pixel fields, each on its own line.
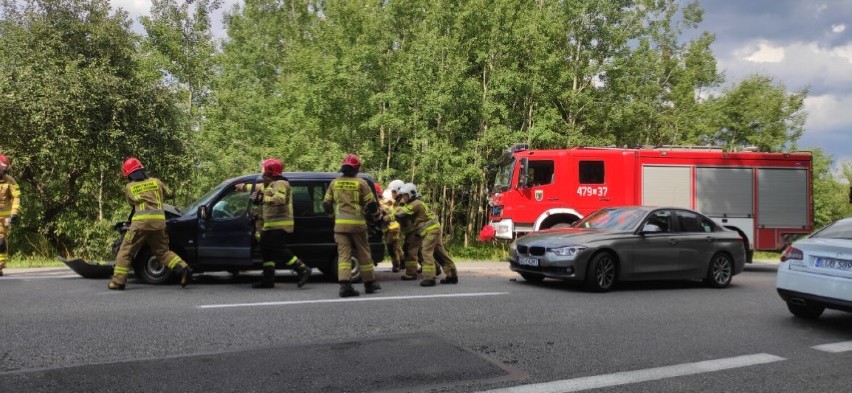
left=487, top=144, right=813, bottom=255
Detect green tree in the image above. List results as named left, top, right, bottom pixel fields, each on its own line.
left=0, top=0, right=188, bottom=256
left=810, top=149, right=852, bottom=229
left=703, top=75, right=808, bottom=151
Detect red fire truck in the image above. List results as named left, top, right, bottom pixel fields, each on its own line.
left=485, top=144, right=813, bottom=257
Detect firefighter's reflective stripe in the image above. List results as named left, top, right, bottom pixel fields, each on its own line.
left=285, top=256, right=297, bottom=265
left=263, top=261, right=276, bottom=268
left=166, top=255, right=182, bottom=269
left=389, top=222, right=400, bottom=230
left=114, top=265, right=129, bottom=275
left=418, top=220, right=440, bottom=236
left=335, top=213, right=366, bottom=225
left=0, top=210, right=10, bottom=217
left=132, top=209, right=166, bottom=222
left=263, top=219, right=295, bottom=229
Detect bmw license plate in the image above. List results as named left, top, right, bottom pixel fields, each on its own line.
left=518, top=256, right=539, bottom=267
left=814, top=257, right=852, bottom=272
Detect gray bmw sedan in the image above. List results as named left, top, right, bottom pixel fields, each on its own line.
left=509, top=206, right=747, bottom=292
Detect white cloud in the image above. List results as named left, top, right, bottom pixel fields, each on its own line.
left=832, top=23, right=846, bottom=33
left=804, top=94, right=852, bottom=133
left=738, top=42, right=786, bottom=63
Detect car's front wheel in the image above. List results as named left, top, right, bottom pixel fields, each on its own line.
left=519, top=272, right=545, bottom=283
left=132, top=249, right=175, bottom=285
left=703, top=253, right=733, bottom=288
left=585, top=251, right=617, bottom=292
left=786, top=301, right=825, bottom=319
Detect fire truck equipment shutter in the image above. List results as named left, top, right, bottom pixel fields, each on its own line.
left=696, top=167, right=754, bottom=217
left=757, top=168, right=808, bottom=228
left=642, top=166, right=691, bottom=208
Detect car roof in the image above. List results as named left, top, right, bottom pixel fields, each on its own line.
left=229, top=172, right=376, bottom=183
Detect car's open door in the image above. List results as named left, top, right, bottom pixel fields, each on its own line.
left=197, top=179, right=256, bottom=267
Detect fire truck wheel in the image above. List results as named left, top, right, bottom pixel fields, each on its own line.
left=585, top=251, right=617, bottom=292
left=703, top=252, right=733, bottom=288
left=519, top=272, right=545, bottom=283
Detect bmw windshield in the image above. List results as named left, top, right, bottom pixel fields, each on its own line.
left=573, top=207, right=645, bottom=231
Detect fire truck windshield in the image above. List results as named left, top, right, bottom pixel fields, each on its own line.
left=493, top=160, right=515, bottom=192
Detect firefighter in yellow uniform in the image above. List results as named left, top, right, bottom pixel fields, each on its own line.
left=247, top=158, right=311, bottom=289
left=381, top=182, right=404, bottom=272
left=0, top=155, right=21, bottom=277
left=322, top=154, right=382, bottom=297
left=396, top=183, right=458, bottom=286
left=109, top=158, right=192, bottom=290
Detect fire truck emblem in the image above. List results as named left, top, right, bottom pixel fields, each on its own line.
left=535, top=190, right=544, bottom=202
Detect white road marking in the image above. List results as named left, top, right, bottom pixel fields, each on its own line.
left=812, top=341, right=852, bottom=353
left=199, top=292, right=509, bottom=309
left=0, top=274, right=80, bottom=280
left=478, top=353, right=785, bottom=393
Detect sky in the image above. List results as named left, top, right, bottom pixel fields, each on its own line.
left=110, top=0, right=852, bottom=167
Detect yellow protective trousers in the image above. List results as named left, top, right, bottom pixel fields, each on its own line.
left=0, top=220, right=9, bottom=269
left=335, top=231, right=375, bottom=283
left=111, top=224, right=188, bottom=285
left=384, top=228, right=403, bottom=269
left=421, top=229, right=457, bottom=280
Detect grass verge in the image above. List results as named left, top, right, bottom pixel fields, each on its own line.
left=753, top=251, right=781, bottom=262
left=7, top=256, right=66, bottom=268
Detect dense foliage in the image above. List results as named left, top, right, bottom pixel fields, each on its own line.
left=0, top=0, right=848, bottom=259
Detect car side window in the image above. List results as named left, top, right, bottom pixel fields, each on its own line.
left=292, top=183, right=328, bottom=217
left=645, top=210, right=671, bottom=233
left=698, top=216, right=716, bottom=233
left=211, top=187, right=251, bottom=219
left=674, top=210, right=705, bottom=233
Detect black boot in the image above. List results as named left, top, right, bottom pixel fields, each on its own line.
left=107, top=281, right=125, bottom=290
left=440, top=276, right=458, bottom=284
left=296, top=263, right=311, bottom=288
left=252, top=267, right=275, bottom=289
left=420, top=279, right=436, bottom=287
left=173, top=265, right=194, bottom=288
left=339, top=281, right=360, bottom=298
left=364, top=281, right=382, bottom=294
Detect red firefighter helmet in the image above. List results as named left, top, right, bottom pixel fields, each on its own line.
left=478, top=225, right=496, bottom=242
left=342, top=154, right=361, bottom=170
left=122, top=157, right=144, bottom=177
left=262, top=158, right=284, bottom=177
left=0, top=155, right=9, bottom=169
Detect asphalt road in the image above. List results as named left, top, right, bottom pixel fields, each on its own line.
left=0, top=262, right=850, bottom=393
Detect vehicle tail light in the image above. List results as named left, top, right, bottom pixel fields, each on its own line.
left=780, top=247, right=803, bottom=262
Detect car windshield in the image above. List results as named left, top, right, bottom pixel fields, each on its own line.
left=493, top=160, right=515, bottom=192
left=573, top=208, right=645, bottom=231
left=810, top=219, right=852, bottom=240
left=184, top=179, right=237, bottom=215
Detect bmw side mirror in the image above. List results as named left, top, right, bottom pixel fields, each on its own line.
left=198, top=205, right=209, bottom=220
left=640, top=224, right=661, bottom=235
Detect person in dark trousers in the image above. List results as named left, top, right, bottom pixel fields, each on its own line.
left=249, top=158, right=311, bottom=289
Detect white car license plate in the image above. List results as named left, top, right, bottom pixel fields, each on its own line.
left=815, top=257, right=852, bottom=272
left=518, top=257, right=539, bottom=267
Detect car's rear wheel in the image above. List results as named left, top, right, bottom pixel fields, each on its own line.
left=520, top=272, right=545, bottom=283
left=703, top=253, right=733, bottom=288
left=786, top=301, right=825, bottom=319
left=585, top=251, right=617, bottom=292
left=319, top=256, right=362, bottom=283
left=132, top=249, right=175, bottom=285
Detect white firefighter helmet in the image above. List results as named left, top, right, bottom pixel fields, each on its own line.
left=399, top=183, right=418, bottom=199
left=388, top=179, right=404, bottom=193
left=382, top=189, right=393, bottom=201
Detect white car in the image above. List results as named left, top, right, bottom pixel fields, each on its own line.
left=776, top=217, right=852, bottom=319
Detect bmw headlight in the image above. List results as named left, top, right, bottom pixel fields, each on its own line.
left=549, top=245, right=587, bottom=259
